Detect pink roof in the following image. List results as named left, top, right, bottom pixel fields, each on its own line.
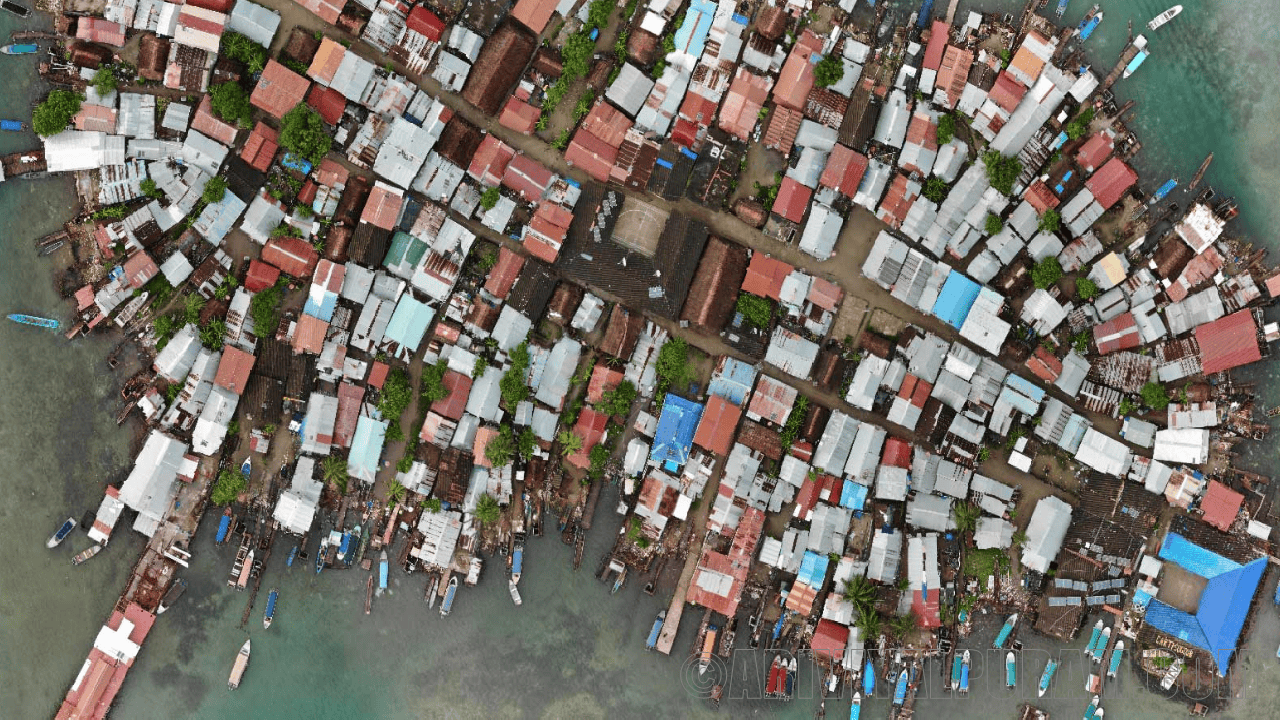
left=524, top=234, right=560, bottom=264
left=1266, top=274, right=1280, bottom=298
left=74, top=105, right=116, bottom=133
left=484, top=247, right=525, bottom=300
left=360, top=184, right=403, bottom=229
left=923, top=21, right=948, bottom=70
left=772, top=177, right=812, bottom=224
left=191, top=94, right=239, bottom=146
left=431, top=370, right=472, bottom=421
left=686, top=507, right=763, bottom=617
left=1201, top=480, right=1243, bottom=532
left=718, top=68, right=771, bottom=141
left=473, top=426, right=499, bottom=467
left=334, top=381, right=364, bottom=448
left=1025, top=346, right=1063, bottom=383
left=468, top=135, right=516, bottom=186
left=565, top=129, right=618, bottom=183
left=499, top=96, right=541, bottom=134
left=214, top=345, right=255, bottom=394
left=297, top=0, right=343, bottom=24
left=693, top=396, right=741, bottom=456
left=292, top=313, right=327, bottom=354
left=503, top=154, right=554, bottom=202
left=262, top=236, right=320, bottom=278
left=936, top=45, right=973, bottom=107
left=741, top=253, right=793, bottom=300
left=567, top=408, right=609, bottom=469
left=251, top=60, right=311, bottom=120
left=1075, top=132, right=1115, bottom=173
left=405, top=5, right=445, bottom=41
left=76, top=17, right=126, bottom=47
left=308, top=39, right=346, bottom=84
left=774, top=30, right=821, bottom=110
left=510, top=0, right=559, bottom=33
left=1196, top=309, right=1261, bottom=375
left=245, top=259, right=280, bottom=292
left=587, top=365, right=623, bottom=403
left=123, top=252, right=159, bottom=289
left=807, top=277, right=843, bottom=311
left=1084, top=157, right=1138, bottom=210
left=239, top=121, right=279, bottom=172
left=819, top=144, right=869, bottom=198
left=75, top=285, right=96, bottom=310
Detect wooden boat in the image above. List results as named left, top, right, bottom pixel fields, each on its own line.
left=698, top=625, right=718, bottom=675
left=425, top=574, right=440, bottom=609
left=227, top=639, right=251, bottom=689
left=364, top=574, right=374, bottom=614
left=72, top=544, right=102, bottom=565
left=1, top=0, right=31, bottom=17
left=1189, top=153, right=1213, bottom=190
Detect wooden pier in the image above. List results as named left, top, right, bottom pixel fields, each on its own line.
left=1101, top=42, right=1141, bottom=92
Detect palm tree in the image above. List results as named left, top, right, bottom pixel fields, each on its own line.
left=557, top=431, right=584, bottom=456
left=386, top=480, right=407, bottom=505
left=953, top=502, right=981, bottom=534
left=856, top=608, right=882, bottom=640
left=891, top=611, right=917, bottom=639
left=1011, top=530, right=1028, bottom=548
left=475, top=493, right=501, bottom=525
left=321, top=455, right=348, bottom=494
left=843, top=576, right=876, bottom=614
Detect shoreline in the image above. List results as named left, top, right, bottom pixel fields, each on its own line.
left=9, top=1, right=1278, bottom=719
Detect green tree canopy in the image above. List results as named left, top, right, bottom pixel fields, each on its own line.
left=475, top=493, right=501, bottom=524
left=200, top=318, right=226, bottom=349
left=479, top=186, right=501, bottom=210
left=485, top=425, right=516, bottom=467
left=558, top=430, right=583, bottom=456
left=517, top=427, right=537, bottom=460
left=211, top=470, right=247, bottom=505
left=982, top=150, right=1023, bottom=196
left=279, top=104, right=331, bottom=165
left=813, top=54, right=845, bottom=88
left=985, top=213, right=1004, bottom=236
left=221, top=31, right=268, bottom=74
left=562, top=32, right=596, bottom=82
left=92, top=68, right=118, bottom=96
left=249, top=283, right=283, bottom=337
left=378, top=367, right=413, bottom=419
left=598, top=379, right=637, bottom=417
left=655, top=338, right=692, bottom=388
left=936, top=112, right=957, bottom=145
left=953, top=502, right=981, bottom=533
left=421, top=361, right=450, bottom=404
left=1038, top=208, right=1061, bottom=233
left=922, top=177, right=949, bottom=203
left=209, top=81, right=252, bottom=127
left=588, top=443, right=610, bottom=477
left=32, top=90, right=83, bottom=137
left=1140, top=382, right=1170, bottom=411
left=202, top=176, right=227, bottom=205
left=140, top=178, right=162, bottom=199
left=1031, top=256, right=1063, bottom=289
left=1065, top=107, right=1095, bottom=140
left=500, top=342, right=532, bottom=409
left=735, top=293, right=772, bottom=330
left=1075, top=276, right=1099, bottom=300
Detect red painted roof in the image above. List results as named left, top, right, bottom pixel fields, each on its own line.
left=510, top=0, right=559, bottom=33
left=1093, top=312, right=1140, bottom=355
left=214, top=345, right=255, bottom=394
left=1025, top=346, right=1063, bottom=383
left=292, top=314, right=327, bottom=354
left=567, top=407, right=610, bottom=469
left=912, top=588, right=942, bottom=628
left=718, top=67, right=771, bottom=141
left=312, top=259, right=345, bottom=293
left=484, top=247, right=525, bottom=300
left=431, top=370, right=472, bottom=421
left=405, top=5, right=445, bottom=41
left=987, top=71, right=1026, bottom=113
left=360, top=183, right=403, bottom=229
left=1201, top=480, right=1243, bottom=532
left=936, top=46, right=973, bottom=108
left=748, top=375, right=797, bottom=425
left=503, top=154, right=554, bottom=201
left=523, top=234, right=560, bottom=264
left=498, top=96, right=540, bottom=134
left=581, top=100, right=631, bottom=147
left=263, top=236, right=320, bottom=278
left=693, top=396, right=742, bottom=456
left=317, top=159, right=349, bottom=188
left=877, top=174, right=917, bottom=229
left=468, top=135, right=516, bottom=186
left=191, top=95, right=238, bottom=146
left=76, top=17, right=126, bottom=47
left=367, top=361, right=390, bottom=388
left=1084, top=157, right=1138, bottom=210
left=741, top=253, right=793, bottom=300
left=245, top=259, right=280, bottom=292
left=334, top=381, right=364, bottom=448
left=686, top=507, right=763, bottom=617
left=1075, top=132, right=1114, bottom=173
left=819, top=144, right=869, bottom=198
left=774, top=30, right=821, bottom=110
left=882, top=437, right=912, bottom=469
left=123, top=252, right=159, bottom=289
left=1196, top=309, right=1261, bottom=375
left=1024, top=180, right=1060, bottom=214
left=922, top=21, right=948, bottom=70
left=565, top=128, right=618, bottom=183
left=307, top=84, right=346, bottom=125
left=240, top=122, right=279, bottom=172
left=185, top=0, right=232, bottom=12
left=773, top=177, right=812, bottom=224
left=250, top=60, right=311, bottom=120
left=587, top=364, right=623, bottom=404
left=811, top=618, right=849, bottom=661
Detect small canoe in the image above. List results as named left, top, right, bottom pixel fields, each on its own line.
left=1006, top=651, right=1017, bottom=687
left=1, top=43, right=37, bottom=54
left=1, top=119, right=26, bottom=131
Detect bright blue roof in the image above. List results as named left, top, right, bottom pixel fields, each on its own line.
left=932, top=272, right=981, bottom=329
left=673, top=0, right=716, bottom=58
left=1005, top=374, right=1046, bottom=402
left=797, top=551, right=829, bottom=587
left=304, top=289, right=338, bottom=322
left=347, top=415, right=387, bottom=483
left=707, top=357, right=757, bottom=405
left=382, top=295, right=434, bottom=353
left=840, top=480, right=868, bottom=511
left=649, top=395, right=704, bottom=469
left=1158, top=532, right=1241, bottom=578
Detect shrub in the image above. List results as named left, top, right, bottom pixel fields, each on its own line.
left=813, top=54, right=844, bottom=88
left=140, top=178, right=162, bottom=199
left=209, top=82, right=252, bottom=127
left=922, top=177, right=949, bottom=203
left=736, top=293, right=772, bottom=329
left=92, top=68, right=117, bottom=95
left=485, top=426, right=515, bottom=467
left=982, top=150, right=1022, bottom=196
left=421, top=361, right=450, bottom=403
left=936, top=113, right=956, bottom=145
left=655, top=338, right=691, bottom=389
left=32, top=90, right=83, bottom=137
left=1065, top=107, right=1095, bottom=140
left=378, top=367, right=414, bottom=420
left=249, top=284, right=283, bottom=337
left=598, top=379, right=637, bottom=417
left=1075, top=276, right=1099, bottom=300
left=1140, top=382, right=1170, bottom=411
left=221, top=32, right=267, bottom=74
left=588, top=443, right=610, bottom=477
left=211, top=469, right=246, bottom=505
left=1038, top=208, right=1061, bottom=233
left=1031, top=257, right=1063, bottom=289
left=279, top=104, right=331, bottom=164
left=479, top=186, right=500, bottom=210
left=984, top=212, right=1004, bottom=236
left=202, top=176, right=227, bottom=205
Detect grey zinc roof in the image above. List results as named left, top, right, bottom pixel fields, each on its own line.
left=875, top=465, right=909, bottom=501
left=161, top=101, right=192, bottom=133
left=905, top=333, right=949, bottom=383
left=606, top=63, right=655, bottom=117
left=813, top=411, right=859, bottom=475
left=226, top=0, right=280, bottom=47
left=181, top=130, right=228, bottom=176
left=867, top=529, right=902, bottom=583
left=930, top=370, right=970, bottom=411
left=1021, top=495, right=1073, bottom=573
left=974, top=516, right=1014, bottom=549
left=491, top=305, right=532, bottom=352
left=873, top=89, right=910, bottom=148
left=906, top=493, right=954, bottom=532
left=331, top=52, right=376, bottom=101
left=970, top=473, right=1015, bottom=502
left=465, top=366, right=503, bottom=423
left=535, top=337, right=582, bottom=410
left=933, top=459, right=972, bottom=499
left=798, top=202, right=842, bottom=259
left=373, top=116, right=434, bottom=189
left=1055, top=351, right=1090, bottom=396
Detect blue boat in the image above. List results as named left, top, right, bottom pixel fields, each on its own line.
left=48, top=517, right=76, bottom=548
left=337, top=530, right=353, bottom=564
left=863, top=660, right=875, bottom=696
left=1084, top=619, right=1104, bottom=657
left=1, top=119, right=25, bottom=131
left=1107, top=640, right=1125, bottom=678
left=1083, top=695, right=1100, bottom=720
left=849, top=693, right=861, bottom=720
left=1, top=43, right=37, bottom=54
left=263, top=588, right=278, bottom=629
left=1006, top=651, right=1017, bottom=687
left=8, top=314, right=59, bottom=329
left=994, top=613, right=1018, bottom=648
left=1055, top=0, right=1070, bottom=18
left=286, top=545, right=298, bottom=567
left=784, top=657, right=796, bottom=698
left=951, top=654, right=963, bottom=690
left=960, top=650, right=971, bottom=693
left=215, top=512, right=232, bottom=544
left=440, top=576, right=458, bottom=617
left=1149, top=178, right=1178, bottom=205
left=378, top=550, right=389, bottom=591
left=1039, top=658, right=1058, bottom=697
left=771, top=613, right=786, bottom=641
left=915, top=0, right=934, bottom=28
left=645, top=610, right=666, bottom=650
left=511, top=545, right=523, bottom=584
left=892, top=669, right=908, bottom=706
left=1078, top=11, right=1103, bottom=41
left=240, top=458, right=251, bottom=478
left=315, top=537, right=328, bottom=574
left=1124, top=36, right=1150, bottom=79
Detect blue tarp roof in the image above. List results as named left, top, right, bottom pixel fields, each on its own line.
left=707, top=357, right=757, bottom=405
left=840, top=480, right=869, bottom=511
left=932, top=272, right=981, bottom=329
left=655, top=158, right=673, bottom=169
left=347, top=415, right=387, bottom=483
left=797, top=551, right=829, bottom=587
left=1158, top=532, right=1241, bottom=578
left=649, top=394, right=704, bottom=469
left=382, top=295, right=434, bottom=352
left=304, top=289, right=338, bottom=322
left=281, top=153, right=312, bottom=174
left=674, top=0, right=716, bottom=58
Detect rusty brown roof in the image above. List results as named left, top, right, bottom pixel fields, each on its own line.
left=461, top=22, right=536, bottom=116
left=680, top=236, right=749, bottom=333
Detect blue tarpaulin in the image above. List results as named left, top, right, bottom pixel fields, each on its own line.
left=655, top=158, right=673, bottom=169
left=932, top=272, right=981, bottom=329
left=840, top=480, right=869, bottom=511
left=281, top=153, right=313, bottom=174
left=649, top=395, right=704, bottom=470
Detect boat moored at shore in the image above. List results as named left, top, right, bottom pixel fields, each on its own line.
left=1148, top=5, right=1183, bottom=31
left=263, top=588, right=278, bottom=629
left=227, top=640, right=251, bottom=689
left=48, top=517, right=76, bottom=548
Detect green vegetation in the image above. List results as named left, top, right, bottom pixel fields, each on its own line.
left=479, top=186, right=501, bottom=211
left=558, top=430, right=584, bottom=456
left=655, top=338, right=693, bottom=392
left=200, top=319, right=226, bottom=349
left=92, top=205, right=128, bottom=220
left=976, top=447, right=990, bottom=463
left=1011, top=530, right=1028, bottom=548
left=922, top=177, right=949, bottom=203
left=586, top=0, right=612, bottom=28
left=182, top=292, right=204, bottom=324
left=227, top=419, right=240, bottom=436
left=1031, top=256, right=1063, bottom=289
left=92, top=67, right=117, bottom=96
left=422, top=497, right=442, bottom=513
left=598, top=379, right=637, bottom=418
left=778, top=395, right=810, bottom=448
left=386, top=479, right=407, bottom=504
left=473, top=356, right=488, bottom=378
left=963, top=547, right=1004, bottom=578
left=735, top=293, right=772, bottom=330
left=1140, top=382, right=1170, bottom=411
left=32, top=90, right=83, bottom=137
left=1072, top=331, right=1090, bottom=354
left=890, top=612, right=917, bottom=638
left=420, top=360, right=449, bottom=404
left=953, top=502, right=982, bottom=534
left=552, top=128, right=572, bottom=150
left=211, top=469, right=246, bottom=505
left=321, top=455, right=348, bottom=492
left=475, top=493, right=501, bottom=524
left=842, top=575, right=877, bottom=615
left=1038, top=208, right=1061, bottom=233
left=221, top=32, right=268, bottom=74
left=378, top=367, right=413, bottom=422
left=1065, top=107, right=1095, bottom=140
left=936, top=112, right=957, bottom=145
left=517, top=427, right=536, bottom=460
left=574, top=89, right=595, bottom=122
left=982, top=150, right=1022, bottom=196
left=165, top=383, right=182, bottom=403
left=501, top=342, right=532, bottom=409
left=485, top=425, right=516, bottom=467
left=202, top=176, right=227, bottom=205
left=249, top=283, right=283, bottom=337
left=139, top=178, right=163, bottom=200
left=1075, top=276, right=1099, bottom=300
left=562, top=32, right=596, bottom=83
left=813, top=54, right=844, bottom=88
left=588, top=443, right=610, bottom=478
left=985, top=212, right=1004, bottom=236
left=856, top=608, right=881, bottom=639
left=1118, top=396, right=1137, bottom=416
left=209, top=81, right=252, bottom=127
left=279, top=104, right=331, bottom=165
